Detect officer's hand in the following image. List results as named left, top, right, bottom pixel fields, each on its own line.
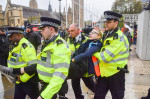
left=37, top=96, right=42, bottom=99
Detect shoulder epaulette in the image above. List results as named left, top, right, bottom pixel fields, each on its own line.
left=22, top=43, right=28, bottom=49
left=56, top=39, right=63, bottom=45
left=113, top=33, right=118, bottom=40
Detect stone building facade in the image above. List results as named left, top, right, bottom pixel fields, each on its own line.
left=0, top=5, right=4, bottom=27
left=0, top=0, right=64, bottom=27
left=29, top=0, right=38, bottom=9
left=0, top=0, right=84, bottom=28
left=63, top=0, right=84, bottom=28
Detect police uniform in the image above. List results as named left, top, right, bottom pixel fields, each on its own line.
left=37, top=17, right=71, bottom=99
left=93, top=11, right=129, bottom=99
left=6, top=27, right=39, bottom=99
left=67, top=31, right=96, bottom=99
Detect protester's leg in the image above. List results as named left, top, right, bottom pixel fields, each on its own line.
left=109, top=71, right=125, bottom=99
left=82, top=76, right=95, bottom=93
left=94, top=76, right=109, bottom=99
left=71, top=78, right=84, bottom=99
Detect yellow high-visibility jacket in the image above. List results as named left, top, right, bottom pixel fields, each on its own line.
left=37, top=35, right=71, bottom=99
left=94, top=29, right=129, bottom=77
left=7, top=38, right=37, bottom=83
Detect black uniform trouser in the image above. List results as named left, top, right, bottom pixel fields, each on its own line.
left=14, top=82, right=39, bottom=99
left=94, top=70, right=125, bottom=99
left=71, top=76, right=95, bottom=99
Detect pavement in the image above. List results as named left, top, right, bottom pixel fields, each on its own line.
left=0, top=45, right=150, bottom=99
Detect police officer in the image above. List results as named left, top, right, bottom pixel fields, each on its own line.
left=6, top=27, right=39, bottom=99
left=25, top=25, right=41, bottom=51
left=68, top=23, right=95, bottom=99
left=37, top=17, right=71, bottom=99
left=93, top=11, right=129, bottom=99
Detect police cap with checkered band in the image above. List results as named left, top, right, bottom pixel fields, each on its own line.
left=40, top=17, right=61, bottom=29
left=6, top=27, right=24, bottom=37
left=103, top=11, right=122, bottom=21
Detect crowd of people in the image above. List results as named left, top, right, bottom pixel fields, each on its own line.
left=0, top=10, right=146, bottom=99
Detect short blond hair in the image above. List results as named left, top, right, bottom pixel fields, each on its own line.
left=94, top=29, right=103, bottom=37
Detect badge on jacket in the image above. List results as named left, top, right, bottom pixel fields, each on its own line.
left=56, top=39, right=63, bottom=45
left=113, top=33, right=118, bottom=40
left=22, top=43, right=28, bottom=49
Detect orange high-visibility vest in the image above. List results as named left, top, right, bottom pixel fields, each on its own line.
left=92, top=56, right=100, bottom=76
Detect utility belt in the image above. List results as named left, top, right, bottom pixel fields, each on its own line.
left=117, top=64, right=129, bottom=73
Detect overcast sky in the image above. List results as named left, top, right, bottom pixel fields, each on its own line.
left=0, top=0, right=115, bottom=22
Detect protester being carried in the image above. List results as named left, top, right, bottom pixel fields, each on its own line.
left=72, top=29, right=102, bottom=63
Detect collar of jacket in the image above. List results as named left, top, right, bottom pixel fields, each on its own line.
left=69, top=33, right=85, bottom=45
left=75, top=33, right=82, bottom=43
left=41, top=35, right=58, bottom=51
left=102, top=27, right=118, bottom=41
left=75, top=33, right=85, bottom=44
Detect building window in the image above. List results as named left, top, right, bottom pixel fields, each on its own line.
left=18, top=19, right=20, bottom=23
left=11, top=12, right=13, bottom=16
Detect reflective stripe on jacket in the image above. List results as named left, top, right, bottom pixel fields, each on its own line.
left=7, top=38, right=37, bottom=83
left=37, top=36, right=71, bottom=99
left=94, top=30, right=129, bottom=77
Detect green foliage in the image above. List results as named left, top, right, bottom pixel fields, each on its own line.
left=111, top=0, right=143, bottom=14
left=118, top=16, right=124, bottom=28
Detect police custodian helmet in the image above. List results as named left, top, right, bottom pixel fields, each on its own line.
left=6, top=27, right=24, bottom=37
left=40, top=17, right=61, bottom=29
left=103, top=11, right=122, bottom=21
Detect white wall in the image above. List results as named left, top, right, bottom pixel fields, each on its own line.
left=136, top=10, right=150, bottom=60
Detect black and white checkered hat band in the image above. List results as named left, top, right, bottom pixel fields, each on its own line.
left=8, top=30, right=23, bottom=34
left=41, top=21, right=59, bottom=28
left=104, top=14, right=119, bottom=20
left=7, top=30, right=23, bottom=36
